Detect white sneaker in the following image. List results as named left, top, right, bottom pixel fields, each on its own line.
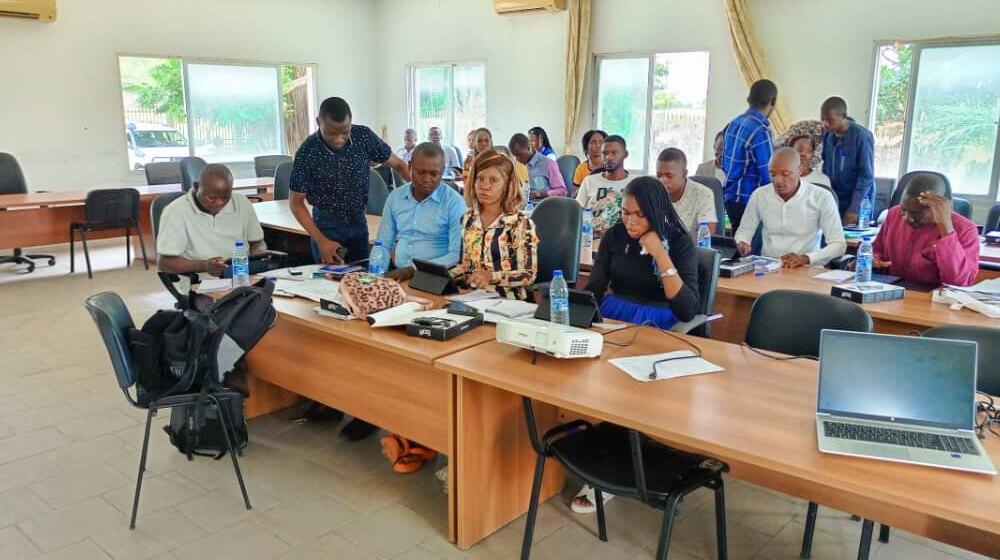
left=571, top=484, right=614, bottom=513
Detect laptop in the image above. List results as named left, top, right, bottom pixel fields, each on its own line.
left=816, top=330, right=996, bottom=475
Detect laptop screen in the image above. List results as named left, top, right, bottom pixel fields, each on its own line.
left=817, top=330, right=978, bottom=430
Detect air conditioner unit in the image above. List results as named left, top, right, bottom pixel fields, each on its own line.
left=0, top=0, right=56, bottom=21
left=493, top=0, right=566, bottom=14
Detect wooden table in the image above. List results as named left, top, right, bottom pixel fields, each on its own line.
left=242, top=289, right=562, bottom=545
left=437, top=328, right=1000, bottom=557
left=254, top=200, right=381, bottom=265
left=0, top=178, right=274, bottom=258
left=711, top=266, right=999, bottom=344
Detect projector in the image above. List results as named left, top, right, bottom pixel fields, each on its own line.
left=496, top=317, right=603, bottom=359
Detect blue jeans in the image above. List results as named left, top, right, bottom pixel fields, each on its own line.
left=310, top=209, right=370, bottom=264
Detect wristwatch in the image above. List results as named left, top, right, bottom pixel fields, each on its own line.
left=659, top=267, right=678, bottom=279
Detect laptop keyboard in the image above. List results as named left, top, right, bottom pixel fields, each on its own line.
left=823, top=421, right=980, bottom=456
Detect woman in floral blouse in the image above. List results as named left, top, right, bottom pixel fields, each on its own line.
left=450, top=148, right=539, bottom=300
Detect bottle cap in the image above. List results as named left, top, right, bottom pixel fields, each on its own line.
left=235, top=240, right=245, bottom=247
left=553, top=270, right=563, bottom=277
left=585, top=207, right=592, bottom=211
left=373, top=240, right=382, bottom=246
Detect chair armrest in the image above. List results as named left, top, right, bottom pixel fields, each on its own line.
left=542, top=419, right=593, bottom=449
left=157, top=271, right=200, bottom=307
left=669, top=314, right=708, bottom=334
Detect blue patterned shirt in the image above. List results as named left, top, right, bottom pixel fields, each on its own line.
left=721, top=108, right=773, bottom=204
left=289, top=126, right=391, bottom=221
left=375, top=183, right=467, bottom=268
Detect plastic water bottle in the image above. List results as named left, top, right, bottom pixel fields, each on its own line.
left=549, top=270, right=570, bottom=326
left=231, top=241, right=250, bottom=288
left=753, top=258, right=768, bottom=277
left=368, top=240, right=389, bottom=277
left=580, top=207, right=594, bottom=265
left=696, top=221, right=712, bottom=249
left=858, top=197, right=872, bottom=228
left=855, top=236, right=873, bottom=284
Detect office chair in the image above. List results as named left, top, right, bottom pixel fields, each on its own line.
left=952, top=197, right=972, bottom=220
left=889, top=171, right=950, bottom=208
left=924, top=325, right=1000, bottom=397
left=179, top=157, right=206, bottom=192
left=253, top=155, right=292, bottom=178
left=985, top=203, right=1000, bottom=234
left=556, top=154, right=580, bottom=198
left=366, top=169, right=390, bottom=216
left=373, top=163, right=396, bottom=190
left=143, top=162, right=182, bottom=186
left=691, top=175, right=727, bottom=226
left=70, top=188, right=148, bottom=279
left=272, top=161, right=292, bottom=201
left=519, top=398, right=728, bottom=560
left=670, top=247, right=720, bottom=337
left=531, top=196, right=582, bottom=286
left=872, top=177, right=895, bottom=220
left=84, top=292, right=250, bottom=529
left=0, top=152, right=55, bottom=273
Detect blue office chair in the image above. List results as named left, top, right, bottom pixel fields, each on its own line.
left=556, top=155, right=580, bottom=198
left=179, top=157, right=206, bottom=192
left=366, top=169, right=390, bottom=216
left=690, top=175, right=726, bottom=226
left=84, top=292, right=250, bottom=529
left=273, top=161, right=292, bottom=201
left=253, top=155, right=292, bottom=178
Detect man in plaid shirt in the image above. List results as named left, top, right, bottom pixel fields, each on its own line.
left=721, top=79, right=778, bottom=231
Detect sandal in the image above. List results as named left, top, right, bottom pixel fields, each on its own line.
left=380, top=434, right=438, bottom=474
left=571, top=485, right=614, bottom=514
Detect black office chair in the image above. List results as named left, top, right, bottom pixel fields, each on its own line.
left=952, top=197, right=972, bottom=220
left=888, top=170, right=951, bottom=208
left=253, top=155, right=292, bottom=178
left=143, top=162, right=182, bottom=186
left=366, top=169, right=390, bottom=216
left=670, top=247, right=720, bottom=337
left=84, top=292, right=250, bottom=529
left=519, top=398, right=728, bottom=560
left=985, top=203, right=1000, bottom=234
left=70, top=188, right=148, bottom=279
left=531, top=196, right=582, bottom=286
left=179, top=157, right=206, bottom=192
left=0, top=152, right=55, bottom=273
left=273, top=161, right=292, bottom=201
left=872, top=177, right=895, bottom=221
left=924, top=325, right=1000, bottom=397
left=373, top=163, right=396, bottom=191
left=691, top=175, right=727, bottom=226
left=556, top=155, right=580, bottom=198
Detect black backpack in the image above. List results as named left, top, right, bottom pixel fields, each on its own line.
left=166, top=392, right=248, bottom=460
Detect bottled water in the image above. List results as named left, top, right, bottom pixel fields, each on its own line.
left=696, top=221, right=712, bottom=249
left=231, top=240, right=250, bottom=288
left=580, top=207, right=594, bottom=265
left=368, top=240, right=389, bottom=277
left=855, top=236, right=873, bottom=284
left=549, top=270, right=570, bottom=326
left=650, top=238, right=670, bottom=275
left=753, top=257, right=768, bottom=277
left=858, top=197, right=872, bottom=228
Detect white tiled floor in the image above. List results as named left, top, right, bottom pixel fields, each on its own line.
left=0, top=242, right=991, bottom=559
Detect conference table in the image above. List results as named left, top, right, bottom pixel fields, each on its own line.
left=0, top=177, right=274, bottom=260
left=253, top=199, right=381, bottom=265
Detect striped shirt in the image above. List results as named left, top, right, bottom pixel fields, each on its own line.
left=449, top=209, right=539, bottom=300
left=721, top=108, right=774, bottom=204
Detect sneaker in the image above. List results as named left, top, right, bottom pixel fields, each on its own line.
left=340, top=418, right=378, bottom=441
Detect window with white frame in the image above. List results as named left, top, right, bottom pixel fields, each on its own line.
left=118, top=56, right=316, bottom=170
left=594, top=51, right=711, bottom=174
left=407, top=62, right=487, bottom=148
left=870, top=40, right=1000, bottom=198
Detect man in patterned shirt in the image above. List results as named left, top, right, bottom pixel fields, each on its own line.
left=721, top=79, right=778, bottom=230
left=289, top=97, right=410, bottom=265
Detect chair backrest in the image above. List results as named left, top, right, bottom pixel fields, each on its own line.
left=493, top=146, right=511, bottom=156
left=872, top=176, right=895, bottom=219
left=556, top=155, right=580, bottom=197
left=923, top=325, right=1000, bottom=396
left=0, top=152, right=28, bottom=195
left=84, top=188, right=141, bottom=225
left=745, top=289, right=873, bottom=358
left=889, top=170, right=951, bottom=208
left=254, top=155, right=292, bottom=178
left=374, top=163, right=396, bottom=190
left=151, top=191, right=185, bottom=239
left=532, top=196, right=583, bottom=285
left=986, top=203, right=1000, bottom=234
left=952, top=196, right=972, bottom=219
left=690, top=175, right=726, bottom=225
left=84, top=292, right=138, bottom=394
left=693, top=247, right=721, bottom=337
left=179, top=156, right=207, bottom=192
left=391, top=167, right=405, bottom=188
left=273, top=161, right=292, bottom=201
left=143, top=162, right=182, bottom=186
left=366, top=169, right=390, bottom=216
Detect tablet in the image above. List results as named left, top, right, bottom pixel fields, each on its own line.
left=410, top=258, right=459, bottom=295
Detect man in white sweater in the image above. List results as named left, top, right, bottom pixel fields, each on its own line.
left=735, top=147, right=845, bottom=267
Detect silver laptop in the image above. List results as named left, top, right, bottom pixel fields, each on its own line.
left=816, top=330, right=996, bottom=475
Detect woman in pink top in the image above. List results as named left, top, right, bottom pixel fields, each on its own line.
left=872, top=174, right=979, bottom=287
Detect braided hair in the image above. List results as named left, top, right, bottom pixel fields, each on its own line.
left=622, top=175, right=687, bottom=239
left=528, top=126, right=554, bottom=152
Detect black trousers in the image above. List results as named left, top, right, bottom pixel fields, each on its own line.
left=725, top=201, right=747, bottom=234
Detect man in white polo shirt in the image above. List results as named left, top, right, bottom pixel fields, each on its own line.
left=157, top=163, right=266, bottom=277
left=656, top=147, right=717, bottom=236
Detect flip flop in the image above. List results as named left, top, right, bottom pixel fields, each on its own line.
left=571, top=485, right=614, bottom=514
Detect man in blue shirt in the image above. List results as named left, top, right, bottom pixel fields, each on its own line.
left=721, top=79, right=778, bottom=230
left=821, top=96, right=876, bottom=225
left=378, top=143, right=467, bottom=281
left=289, top=97, right=410, bottom=266
left=508, top=133, right=567, bottom=200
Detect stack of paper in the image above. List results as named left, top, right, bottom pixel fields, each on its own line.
left=813, top=270, right=854, bottom=282
left=446, top=290, right=500, bottom=303
left=467, top=299, right=537, bottom=322
left=609, top=351, right=724, bottom=383
left=274, top=278, right=342, bottom=303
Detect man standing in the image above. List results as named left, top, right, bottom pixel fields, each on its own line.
left=428, top=126, right=463, bottom=178
left=735, top=147, right=845, bottom=267
left=288, top=96, right=410, bottom=440
left=508, top=133, right=567, bottom=200
left=721, top=79, right=778, bottom=230
left=396, top=128, right=418, bottom=163
left=378, top=143, right=466, bottom=281
left=821, top=96, right=876, bottom=226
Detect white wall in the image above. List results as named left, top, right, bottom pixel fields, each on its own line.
left=0, top=0, right=376, bottom=190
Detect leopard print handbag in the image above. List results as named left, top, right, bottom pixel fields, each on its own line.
left=339, top=271, right=407, bottom=318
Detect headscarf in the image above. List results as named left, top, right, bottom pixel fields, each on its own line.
left=774, top=119, right=824, bottom=170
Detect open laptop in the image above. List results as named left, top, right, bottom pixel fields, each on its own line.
left=816, top=330, right=996, bottom=475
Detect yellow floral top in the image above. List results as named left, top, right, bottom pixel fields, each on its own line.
left=449, top=209, right=539, bottom=300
